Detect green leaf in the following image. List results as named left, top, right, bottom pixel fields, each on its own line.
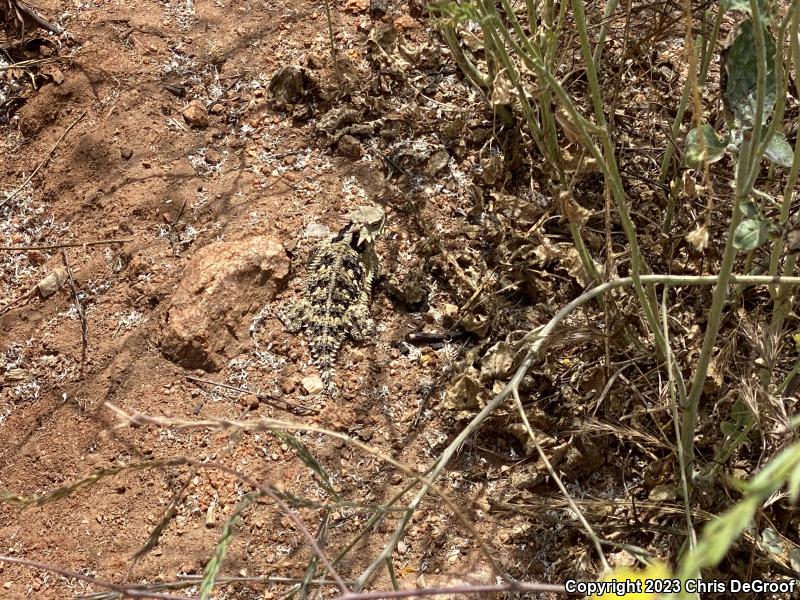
left=200, top=492, right=259, bottom=600
left=428, top=1, right=480, bottom=22
left=684, top=124, right=727, bottom=168
left=721, top=0, right=767, bottom=18
left=274, top=432, right=340, bottom=500
left=761, top=526, right=786, bottom=557
left=693, top=496, right=760, bottom=566
left=739, top=200, right=759, bottom=218
left=734, top=218, right=769, bottom=251
left=722, top=18, right=777, bottom=129
left=741, top=444, right=800, bottom=494
left=787, top=459, right=800, bottom=503
left=764, top=132, right=794, bottom=167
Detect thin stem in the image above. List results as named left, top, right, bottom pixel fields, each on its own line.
left=680, top=137, right=749, bottom=488
left=351, top=273, right=800, bottom=588
left=512, top=387, right=609, bottom=570
left=662, top=287, right=696, bottom=550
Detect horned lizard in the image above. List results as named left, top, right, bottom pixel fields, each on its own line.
left=279, top=206, right=386, bottom=389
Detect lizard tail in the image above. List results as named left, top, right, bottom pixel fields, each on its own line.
left=316, top=355, right=336, bottom=390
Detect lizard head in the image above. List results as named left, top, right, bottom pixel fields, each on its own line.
left=347, top=205, right=386, bottom=249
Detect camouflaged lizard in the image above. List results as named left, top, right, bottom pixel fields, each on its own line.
left=279, top=206, right=386, bottom=389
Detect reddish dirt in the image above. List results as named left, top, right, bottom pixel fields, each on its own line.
left=1, top=1, right=524, bottom=598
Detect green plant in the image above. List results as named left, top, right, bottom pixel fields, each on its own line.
left=435, top=0, right=800, bottom=591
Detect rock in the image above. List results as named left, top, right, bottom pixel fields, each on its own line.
left=303, top=221, right=330, bottom=238
left=306, top=53, right=324, bottom=70
left=336, top=134, right=363, bottom=159
left=204, top=149, right=222, bottom=165
left=282, top=378, right=298, bottom=394
left=182, top=100, right=209, bottom=128
left=209, top=103, right=225, bottom=114
left=161, top=237, right=289, bottom=371
left=369, top=0, right=388, bottom=17
left=37, top=267, right=68, bottom=298
left=120, top=148, right=133, bottom=160
left=240, top=393, right=261, bottom=410
left=301, top=375, right=324, bottom=395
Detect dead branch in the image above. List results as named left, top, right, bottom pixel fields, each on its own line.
left=334, top=582, right=568, bottom=600
left=60, top=250, right=87, bottom=369
left=186, top=375, right=319, bottom=415
left=1, top=1, right=63, bottom=35
left=0, top=556, right=192, bottom=600
left=0, top=238, right=132, bottom=252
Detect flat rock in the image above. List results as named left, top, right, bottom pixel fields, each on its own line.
left=301, top=375, right=324, bottom=395
left=161, top=237, right=289, bottom=371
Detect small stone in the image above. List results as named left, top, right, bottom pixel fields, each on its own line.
left=204, top=149, right=222, bottom=165
left=369, top=0, right=388, bottom=16
left=389, top=348, right=400, bottom=359
left=303, top=221, right=330, bottom=238
left=282, top=378, right=298, bottom=394
left=121, top=148, right=133, bottom=160
left=301, top=375, right=324, bottom=395
left=37, top=267, right=68, bottom=298
left=209, top=103, right=225, bottom=114
left=336, top=134, right=363, bottom=159
left=241, top=393, right=260, bottom=409
left=283, top=154, right=296, bottom=166
left=397, top=540, right=408, bottom=555
left=394, top=15, right=419, bottom=31
left=182, top=100, right=209, bottom=128
left=306, top=53, right=324, bottom=69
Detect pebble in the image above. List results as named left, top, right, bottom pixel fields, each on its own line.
left=182, top=100, right=209, bottom=128
left=337, top=134, right=363, bottom=159
left=240, top=393, right=260, bottom=409
left=306, top=53, right=323, bottom=69
left=204, top=149, right=222, bottom=165
left=282, top=378, right=298, bottom=394
left=120, top=148, right=133, bottom=160
left=304, top=221, right=330, bottom=238
left=301, top=375, right=324, bottom=395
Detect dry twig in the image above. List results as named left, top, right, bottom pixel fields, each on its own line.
left=2, top=0, right=64, bottom=34
left=0, top=110, right=86, bottom=210
left=0, top=555, right=191, bottom=600
left=0, top=238, right=131, bottom=252
left=61, top=250, right=88, bottom=368
left=186, top=375, right=319, bottom=415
